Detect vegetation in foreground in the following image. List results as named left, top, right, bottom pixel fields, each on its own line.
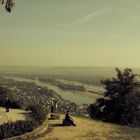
left=0, top=104, right=47, bottom=139
left=0, top=86, right=48, bottom=139
left=89, top=68, right=140, bottom=126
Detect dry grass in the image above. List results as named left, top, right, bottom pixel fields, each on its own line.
left=0, top=108, right=139, bottom=140
left=0, top=107, right=27, bottom=125
left=39, top=114, right=140, bottom=140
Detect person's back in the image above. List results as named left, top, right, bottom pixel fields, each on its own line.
left=65, top=112, right=71, bottom=121
left=64, top=111, right=76, bottom=126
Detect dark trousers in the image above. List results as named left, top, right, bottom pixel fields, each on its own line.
left=6, top=107, right=9, bottom=112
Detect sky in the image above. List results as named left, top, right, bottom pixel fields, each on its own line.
left=0, top=0, right=140, bottom=67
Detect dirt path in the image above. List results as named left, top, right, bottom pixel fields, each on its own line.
left=39, top=114, right=140, bottom=140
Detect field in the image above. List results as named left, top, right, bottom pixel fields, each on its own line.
left=39, top=114, right=140, bottom=140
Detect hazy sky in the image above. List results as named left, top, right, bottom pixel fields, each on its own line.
left=0, top=0, right=140, bottom=67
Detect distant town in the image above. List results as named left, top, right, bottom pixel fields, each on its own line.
left=0, top=76, right=88, bottom=117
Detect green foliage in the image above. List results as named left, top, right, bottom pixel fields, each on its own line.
left=89, top=68, right=140, bottom=126
left=0, top=121, right=34, bottom=139
left=27, top=104, right=48, bottom=125
left=0, top=86, right=21, bottom=109
left=102, top=68, right=139, bottom=98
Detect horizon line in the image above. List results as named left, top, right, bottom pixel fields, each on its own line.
left=0, top=65, right=140, bottom=69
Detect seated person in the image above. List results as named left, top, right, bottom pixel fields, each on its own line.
left=63, top=111, right=76, bottom=126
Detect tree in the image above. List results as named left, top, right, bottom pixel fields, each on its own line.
left=89, top=68, right=140, bottom=125
left=0, top=0, right=15, bottom=12
left=0, top=85, right=9, bottom=105
left=0, top=85, right=21, bottom=109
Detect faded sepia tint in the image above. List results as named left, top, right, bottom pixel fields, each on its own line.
left=0, top=0, right=140, bottom=67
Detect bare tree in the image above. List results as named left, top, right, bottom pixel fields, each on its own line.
left=0, top=0, right=15, bottom=12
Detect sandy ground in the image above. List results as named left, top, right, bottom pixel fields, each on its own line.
left=39, top=114, right=140, bottom=140
left=0, top=107, right=27, bottom=125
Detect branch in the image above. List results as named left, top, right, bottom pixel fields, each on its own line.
left=0, top=0, right=15, bottom=12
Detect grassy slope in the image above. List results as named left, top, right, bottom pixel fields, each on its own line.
left=0, top=107, right=27, bottom=125
left=39, top=114, right=140, bottom=140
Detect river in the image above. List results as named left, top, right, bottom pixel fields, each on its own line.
left=4, top=76, right=102, bottom=105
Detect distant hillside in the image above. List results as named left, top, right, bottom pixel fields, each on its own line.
left=0, top=66, right=116, bottom=76
left=1, top=66, right=140, bottom=75
left=1, top=66, right=140, bottom=86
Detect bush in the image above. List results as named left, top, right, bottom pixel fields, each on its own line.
left=27, top=104, right=47, bottom=125
left=0, top=121, right=34, bottom=139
